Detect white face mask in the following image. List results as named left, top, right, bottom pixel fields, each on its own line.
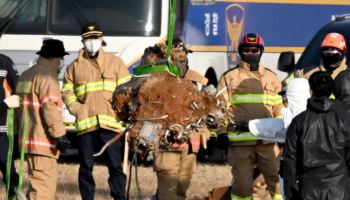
left=84, top=39, right=102, bottom=55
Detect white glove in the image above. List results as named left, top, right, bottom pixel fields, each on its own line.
left=3, top=95, right=20, bottom=108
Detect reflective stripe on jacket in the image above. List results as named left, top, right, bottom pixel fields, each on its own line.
left=230, top=193, right=252, bottom=200
left=217, top=61, right=283, bottom=144
left=231, top=94, right=282, bottom=105
left=62, top=48, right=131, bottom=134
left=228, top=131, right=258, bottom=142
left=16, top=57, right=65, bottom=158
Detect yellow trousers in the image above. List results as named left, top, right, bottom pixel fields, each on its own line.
left=153, top=147, right=196, bottom=200
left=26, top=154, right=57, bottom=200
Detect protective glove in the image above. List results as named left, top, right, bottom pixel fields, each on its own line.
left=227, top=122, right=250, bottom=132
left=206, top=114, right=218, bottom=129
left=216, top=133, right=229, bottom=148
left=238, top=123, right=250, bottom=132
left=3, top=95, right=20, bottom=108
left=56, top=135, right=71, bottom=153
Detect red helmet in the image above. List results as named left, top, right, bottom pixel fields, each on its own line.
left=238, top=33, right=265, bottom=50
left=321, top=33, right=346, bottom=52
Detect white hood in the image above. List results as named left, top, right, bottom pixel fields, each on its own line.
left=282, top=78, right=310, bottom=128
left=249, top=78, right=310, bottom=142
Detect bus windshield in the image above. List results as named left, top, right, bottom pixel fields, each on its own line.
left=1, top=0, right=161, bottom=36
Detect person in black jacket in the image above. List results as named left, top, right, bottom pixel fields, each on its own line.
left=332, top=69, right=350, bottom=176
left=282, top=71, right=350, bottom=200
left=0, top=54, right=19, bottom=198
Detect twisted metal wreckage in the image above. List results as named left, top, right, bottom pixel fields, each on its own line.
left=93, top=71, right=230, bottom=161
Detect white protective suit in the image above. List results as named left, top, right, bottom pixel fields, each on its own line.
left=248, top=78, right=310, bottom=143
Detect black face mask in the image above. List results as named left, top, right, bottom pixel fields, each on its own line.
left=241, top=54, right=261, bottom=71
left=322, top=53, right=344, bottom=73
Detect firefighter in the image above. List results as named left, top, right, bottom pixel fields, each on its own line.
left=0, top=54, right=19, bottom=199
left=294, top=32, right=347, bottom=80
left=217, top=33, right=283, bottom=200
left=16, top=39, right=71, bottom=200
left=62, top=23, right=131, bottom=200
left=282, top=71, right=350, bottom=200
left=139, top=38, right=209, bottom=200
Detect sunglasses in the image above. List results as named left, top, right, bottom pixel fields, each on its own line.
left=242, top=47, right=261, bottom=54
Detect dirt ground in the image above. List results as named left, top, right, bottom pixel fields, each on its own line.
left=0, top=160, right=232, bottom=200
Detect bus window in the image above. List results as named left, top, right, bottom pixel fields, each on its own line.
left=0, top=0, right=20, bottom=22
left=7, top=0, right=47, bottom=34
left=50, top=0, right=162, bottom=36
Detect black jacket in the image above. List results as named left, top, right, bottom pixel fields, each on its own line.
left=333, top=69, right=350, bottom=182
left=282, top=96, right=350, bottom=200
left=0, top=54, right=18, bottom=133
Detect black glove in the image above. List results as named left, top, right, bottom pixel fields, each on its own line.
left=216, top=133, right=229, bottom=148
left=206, top=114, right=218, bottom=129
left=56, top=135, right=71, bottom=153
left=227, top=122, right=250, bottom=132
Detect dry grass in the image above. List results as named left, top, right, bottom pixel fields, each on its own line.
left=0, top=160, right=232, bottom=200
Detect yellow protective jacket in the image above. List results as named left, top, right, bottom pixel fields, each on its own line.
left=16, top=57, right=65, bottom=159
left=217, top=61, right=283, bottom=145
left=294, top=59, right=347, bottom=80
left=62, top=49, right=131, bottom=135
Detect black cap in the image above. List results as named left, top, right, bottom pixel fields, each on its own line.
left=36, top=39, right=69, bottom=59
left=0, top=54, right=14, bottom=68
left=81, top=23, right=107, bottom=46
left=81, top=23, right=103, bottom=38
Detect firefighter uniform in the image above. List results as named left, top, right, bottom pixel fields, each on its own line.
left=62, top=44, right=131, bottom=199
left=217, top=60, right=283, bottom=200
left=292, top=33, right=348, bottom=83
left=154, top=145, right=196, bottom=200
left=142, top=38, right=210, bottom=200
left=0, top=54, right=19, bottom=198
left=153, top=69, right=209, bottom=200
left=16, top=52, right=67, bottom=199
left=153, top=127, right=209, bottom=200
left=294, top=59, right=347, bottom=80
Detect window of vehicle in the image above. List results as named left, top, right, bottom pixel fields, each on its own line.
left=0, top=0, right=21, bottom=20
left=6, top=0, right=47, bottom=34
left=3, top=0, right=161, bottom=36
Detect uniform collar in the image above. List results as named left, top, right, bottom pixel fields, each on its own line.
left=37, top=57, right=58, bottom=75
left=319, top=59, right=347, bottom=79
left=238, top=60, right=265, bottom=76
left=79, top=48, right=105, bottom=66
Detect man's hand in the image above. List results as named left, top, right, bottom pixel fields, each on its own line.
left=206, top=114, right=218, bottom=129
left=56, top=135, right=71, bottom=153
left=227, top=122, right=250, bottom=132
left=3, top=95, right=20, bottom=108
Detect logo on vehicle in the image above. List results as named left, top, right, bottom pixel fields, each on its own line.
left=225, top=4, right=245, bottom=68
